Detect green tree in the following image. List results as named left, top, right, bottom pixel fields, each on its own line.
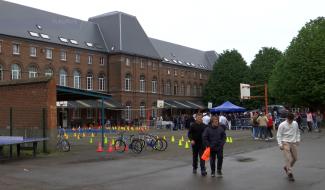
left=203, top=49, right=250, bottom=106
left=269, top=17, right=325, bottom=109
left=249, top=47, right=283, bottom=107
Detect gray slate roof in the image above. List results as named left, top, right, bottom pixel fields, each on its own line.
left=150, top=38, right=218, bottom=71
left=0, top=1, right=107, bottom=52
left=89, top=12, right=161, bottom=60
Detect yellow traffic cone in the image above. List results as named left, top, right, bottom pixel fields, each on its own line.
left=91, top=133, right=95, bottom=138
left=229, top=137, right=233, bottom=143
left=226, top=137, right=230, bottom=143
left=104, top=137, right=108, bottom=144
left=171, top=136, right=175, bottom=143
left=73, top=133, right=77, bottom=137
left=111, top=139, right=115, bottom=145
left=82, top=133, right=86, bottom=137
left=181, top=136, right=184, bottom=141
left=178, top=139, right=183, bottom=147
left=89, top=137, right=93, bottom=144
left=163, top=136, right=167, bottom=141
left=77, top=135, right=80, bottom=140
left=185, top=141, right=190, bottom=149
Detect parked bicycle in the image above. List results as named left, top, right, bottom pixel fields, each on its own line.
left=57, top=131, right=70, bottom=152
left=114, top=132, right=143, bottom=154
left=132, top=132, right=168, bottom=151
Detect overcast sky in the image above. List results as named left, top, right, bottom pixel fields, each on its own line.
left=6, top=0, right=325, bottom=64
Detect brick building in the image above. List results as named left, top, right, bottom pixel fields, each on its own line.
left=0, top=1, right=218, bottom=127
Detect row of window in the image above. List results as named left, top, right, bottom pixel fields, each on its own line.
left=0, top=64, right=106, bottom=91
left=123, top=74, right=202, bottom=96
left=166, top=68, right=204, bottom=79
left=4, top=42, right=105, bottom=65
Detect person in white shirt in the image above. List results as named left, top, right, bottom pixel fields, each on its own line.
left=277, top=113, right=300, bottom=181
left=219, top=113, right=228, bottom=127
left=202, top=112, right=211, bottom=125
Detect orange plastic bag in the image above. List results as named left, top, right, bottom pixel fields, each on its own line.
left=201, top=147, right=210, bottom=161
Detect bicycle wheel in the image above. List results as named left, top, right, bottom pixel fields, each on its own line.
left=130, top=139, right=143, bottom=154
left=61, top=139, right=71, bottom=152
left=114, top=140, right=126, bottom=153
left=158, top=138, right=168, bottom=151
left=153, top=138, right=163, bottom=151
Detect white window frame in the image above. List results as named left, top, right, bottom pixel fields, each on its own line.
left=59, top=70, right=67, bottom=86
left=100, top=57, right=105, bottom=65
left=140, top=59, right=144, bottom=69
left=12, top=44, right=20, bottom=55
left=140, top=105, right=145, bottom=118
left=88, top=55, right=93, bottom=65
left=73, top=71, right=81, bottom=89
left=140, top=76, right=145, bottom=92
left=125, top=75, right=131, bottom=91
left=45, top=68, right=53, bottom=77
left=46, top=49, right=53, bottom=59
left=125, top=58, right=130, bottom=66
left=30, top=47, right=37, bottom=57
left=60, top=50, right=67, bottom=61
left=11, top=64, right=21, bottom=80
left=125, top=106, right=131, bottom=121
left=28, top=66, right=38, bottom=78
left=151, top=80, right=157, bottom=93
left=0, top=64, right=3, bottom=80
left=75, top=53, right=81, bottom=63
left=87, top=75, right=93, bottom=90
left=98, top=76, right=105, bottom=91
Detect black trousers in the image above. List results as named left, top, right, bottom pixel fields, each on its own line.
left=210, top=148, right=224, bottom=173
left=192, top=145, right=206, bottom=171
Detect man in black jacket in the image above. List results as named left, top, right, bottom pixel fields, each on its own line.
left=203, top=115, right=226, bottom=177
left=188, top=113, right=207, bottom=176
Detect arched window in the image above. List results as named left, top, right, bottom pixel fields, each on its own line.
left=59, top=69, right=67, bottom=86
left=166, top=80, right=171, bottom=95
left=28, top=65, right=38, bottom=78
left=173, top=82, right=178, bottom=95
left=151, top=77, right=157, bottom=93
left=139, top=101, right=145, bottom=118
left=193, top=84, right=197, bottom=96
left=125, top=101, right=132, bottom=122
left=86, top=72, right=93, bottom=90
left=44, top=68, right=53, bottom=77
left=180, top=82, right=185, bottom=96
left=186, top=83, right=191, bottom=96
left=0, top=64, right=3, bottom=80
left=139, top=75, right=145, bottom=92
left=73, top=70, right=81, bottom=89
left=125, top=73, right=131, bottom=91
left=11, top=64, right=21, bottom=80
left=98, top=74, right=106, bottom=91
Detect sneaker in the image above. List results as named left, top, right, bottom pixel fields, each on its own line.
left=217, top=170, right=223, bottom=176
left=288, top=173, right=295, bottom=181
left=192, top=169, right=197, bottom=174
left=201, top=171, right=207, bottom=176
left=211, top=173, right=215, bottom=177
left=283, top=166, right=288, bottom=174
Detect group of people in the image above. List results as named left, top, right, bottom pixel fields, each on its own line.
left=188, top=111, right=301, bottom=181
left=251, top=112, right=274, bottom=140
left=188, top=113, right=227, bottom=177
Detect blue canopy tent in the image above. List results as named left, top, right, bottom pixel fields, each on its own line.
left=209, top=101, right=246, bottom=113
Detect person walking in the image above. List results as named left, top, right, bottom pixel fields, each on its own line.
left=306, top=111, right=313, bottom=132
left=277, top=113, right=301, bottom=181
left=315, top=111, right=323, bottom=132
left=267, top=113, right=274, bottom=140
left=203, top=115, right=226, bottom=177
left=188, top=113, right=207, bottom=176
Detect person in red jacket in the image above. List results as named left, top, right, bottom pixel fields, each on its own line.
left=267, top=113, right=274, bottom=140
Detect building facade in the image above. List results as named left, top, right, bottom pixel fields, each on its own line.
left=0, top=1, right=217, bottom=126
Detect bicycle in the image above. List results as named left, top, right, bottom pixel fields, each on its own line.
left=134, top=132, right=168, bottom=151
left=114, top=132, right=143, bottom=154
left=56, top=132, right=70, bottom=152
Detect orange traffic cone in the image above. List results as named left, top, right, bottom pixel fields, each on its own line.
left=107, top=143, right=114, bottom=153
left=96, top=142, right=103, bottom=152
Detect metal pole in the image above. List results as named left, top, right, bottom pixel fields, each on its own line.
left=101, top=98, right=105, bottom=148
left=265, top=82, right=268, bottom=114
left=9, top=108, right=13, bottom=158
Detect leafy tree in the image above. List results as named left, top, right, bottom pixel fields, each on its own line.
left=249, top=47, right=283, bottom=107
left=203, top=49, right=250, bottom=106
left=269, top=17, right=325, bottom=109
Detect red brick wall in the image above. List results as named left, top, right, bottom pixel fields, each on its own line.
left=0, top=78, right=56, bottom=130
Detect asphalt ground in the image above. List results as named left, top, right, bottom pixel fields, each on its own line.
left=0, top=127, right=324, bottom=190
